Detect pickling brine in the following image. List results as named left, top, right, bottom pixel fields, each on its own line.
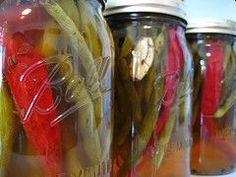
left=0, top=1, right=114, bottom=177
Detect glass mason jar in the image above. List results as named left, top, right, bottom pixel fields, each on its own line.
left=186, top=19, right=236, bottom=175
left=105, top=1, right=193, bottom=177
left=0, top=0, right=114, bottom=177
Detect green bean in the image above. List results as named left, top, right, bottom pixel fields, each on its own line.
left=120, top=36, right=134, bottom=58
left=214, top=85, right=236, bottom=118
left=176, top=32, right=192, bottom=123
left=118, top=68, right=165, bottom=176
left=58, top=0, right=82, bottom=31
left=118, top=56, right=143, bottom=125
left=153, top=108, right=176, bottom=167
left=58, top=0, right=103, bottom=59
left=190, top=41, right=204, bottom=125
left=116, top=29, right=168, bottom=176
left=220, top=43, right=236, bottom=106
left=114, top=37, right=134, bottom=153
left=115, top=75, right=132, bottom=147
left=79, top=3, right=104, bottom=128
left=0, top=82, right=16, bottom=176
left=144, top=28, right=165, bottom=105
left=118, top=37, right=143, bottom=125
left=43, top=0, right=103, bottom=128
left=52, top=55, right=102, bottom=167
left=152, top=31, right=188, bottom=164
left=41, top=20, right=61, bottom=57
left=77, top=0, right=103, bottom=60
left=65, top=147, right=84, bottom=176
left=86, top=23, right=103, bottom=60
left=214, top=42, right=236, bottom=118
left=143, top=64, right=155, bottom=105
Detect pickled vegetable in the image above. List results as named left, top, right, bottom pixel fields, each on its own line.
left=0, top=0, right=113, bottom=177
left=4, top=32, right=62, bottom=177
left=109, top=20, right=191, bottom=177
left=0, top=82, right=17, bottom=176
left=188, top=34, right=236, bottom=175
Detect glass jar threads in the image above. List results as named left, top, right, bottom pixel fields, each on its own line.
left=105, top=1, right=193, bottom=177
left=186, top=18, right=236, bottom=175
left=0, top=0, right=114, bottom=177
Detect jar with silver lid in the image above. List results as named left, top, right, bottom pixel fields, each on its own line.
left=0, top=0, right=114, bottom=177
left=105, top=1, right=192, bottom=177
left=186, top=18, right=236, bottom=175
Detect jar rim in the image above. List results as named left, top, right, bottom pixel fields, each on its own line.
left=186, top=18, right=236, bottom=36
left=103, top=0, right=186, bottom=20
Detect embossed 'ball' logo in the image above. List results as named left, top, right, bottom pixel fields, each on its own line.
left=18, top=55, right=111, bottom=126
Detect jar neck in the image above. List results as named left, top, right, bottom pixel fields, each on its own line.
left=106, top=12, right=187, bottom=30
left=186, top=33, right=236, bottom=44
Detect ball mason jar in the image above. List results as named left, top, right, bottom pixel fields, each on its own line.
left=105, top=1, right=193, bottom=177
left=186, top=19, right=236, bottom=175
left=0, top=0, right=114, bottom=177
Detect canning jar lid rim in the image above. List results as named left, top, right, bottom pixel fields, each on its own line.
left=103, top=0, right=186, bottom=20
left=186, top=18, right=236, bottom=36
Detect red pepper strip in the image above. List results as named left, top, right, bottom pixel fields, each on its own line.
left=200, top=39, right=223, bottom=138
left=4, top=32, right=62, bottom=177
left=147, top=27, right=184, bottom=149
left=200, top=39, right=223, bottom=156
left=201, top=39, right=223, bottom=123
left=200, top=39, right=236, bottom=159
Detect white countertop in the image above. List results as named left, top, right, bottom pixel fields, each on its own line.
left=191, top=170, right=236, bottom=177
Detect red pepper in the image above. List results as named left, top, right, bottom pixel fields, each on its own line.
left=4, top=32, right=62, bottom=176
left=200, top=39, right=236, bottom=158
left=192, top=39, right=236, bottom=165
left=147, top=27, right=184, bottom=149
left=201, top=39, right=224, bottom=133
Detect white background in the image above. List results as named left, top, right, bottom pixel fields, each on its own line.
left=185, top=0, right=236, bottom=21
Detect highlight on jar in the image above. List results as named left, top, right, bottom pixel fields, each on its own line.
left=0, top=0, right=114, bottom=177
left=104, top=0, right=193, bottom=177
left=186, top=18, right=236, bottom=176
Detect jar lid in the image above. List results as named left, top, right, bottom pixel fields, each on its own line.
left=186, top=18, right=236, bottom=36
left=103, top=0, right=186, bottom=20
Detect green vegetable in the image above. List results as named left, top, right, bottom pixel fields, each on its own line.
left=144, top=27, right=166, bottom=106
left=213, top=41, right=236, bottom=118
left=78, top=0, right=103, bottom=60
left=0, top=82, right=16, bottom=176
left=115, top=74, right=132, bottom=147
left=189, top=41, right=203, bottom=126
left=51, top=55, right=102, bottom=166
left=118, top=69, right=165, bottom=176
left=220, top=43, right=235, bottom=104
left=43, top=0, right=103, bottom=128
left=141, top=27, right=185, bottom=168
left=117, top=37, right=142, bottom=125
left=214, top=88, right=236, bottom=118
left=58, top=0, right=82, bottom=31
left=117, top=29, right=167, bottom=177
left=153, top=108, right=176, bottom=167
left=176, top=32, right=192, bottom=124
